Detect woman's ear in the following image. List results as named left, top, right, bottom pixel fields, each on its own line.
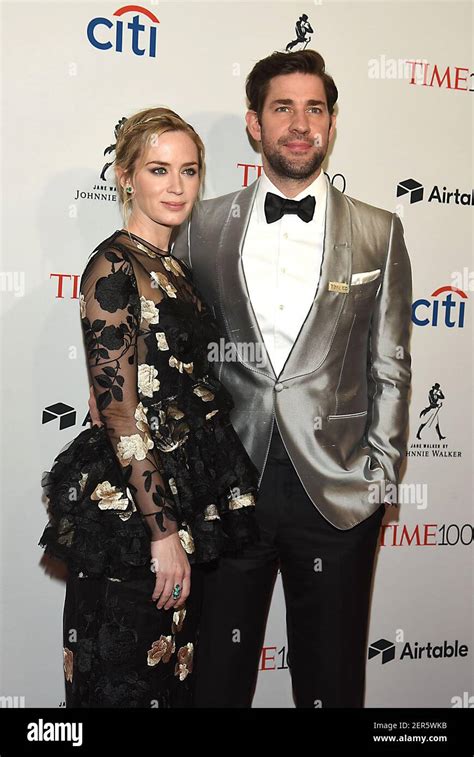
left=115, top=166, right=128, bottom=190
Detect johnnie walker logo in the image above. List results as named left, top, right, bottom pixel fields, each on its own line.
left=407, top=381, right=462, bottom=459
left=285, top=13, right=315, bottom=52
left=72, top=117, right=127, bottom=205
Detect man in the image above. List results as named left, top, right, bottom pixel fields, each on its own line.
left=171, top=49, right=412, bottom=708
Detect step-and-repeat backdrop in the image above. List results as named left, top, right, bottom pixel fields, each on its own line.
left=1, top=0, right=472, bottom=708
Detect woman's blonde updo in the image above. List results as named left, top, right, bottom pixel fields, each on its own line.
left=113, top=106, right=205, bottom=223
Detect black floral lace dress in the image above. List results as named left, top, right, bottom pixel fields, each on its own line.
left=39, top=229, right=260, bottom=708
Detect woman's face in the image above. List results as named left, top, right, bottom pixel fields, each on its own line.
left=124, top=130, right=201, bottom=229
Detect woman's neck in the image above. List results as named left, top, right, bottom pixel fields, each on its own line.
left=125, top=217, right=172, bottom=251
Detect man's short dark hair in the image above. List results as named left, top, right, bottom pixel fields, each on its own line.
left=246, top=49, right=338, bottom=119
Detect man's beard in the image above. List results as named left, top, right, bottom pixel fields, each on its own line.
left=261, top=133, right=328, bottom=181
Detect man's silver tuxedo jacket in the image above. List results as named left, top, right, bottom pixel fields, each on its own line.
left=172, top=178, right=412, bottom=529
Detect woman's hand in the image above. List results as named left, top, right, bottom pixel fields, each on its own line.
left=88, top=385, right=103, bottom=427
left=150, top=533, right=191, bottom=611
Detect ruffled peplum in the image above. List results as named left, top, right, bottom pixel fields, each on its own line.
left=39, top=417, right=260, bottom=579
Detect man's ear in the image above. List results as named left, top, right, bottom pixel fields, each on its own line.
left=328, top=113, right=337, bottom=143
left=245, top=110, right=262, bottom=143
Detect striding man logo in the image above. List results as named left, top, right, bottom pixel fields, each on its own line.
left=416, top=382, right=446, bottom=441
left=285, top=13, right=314, bottom=52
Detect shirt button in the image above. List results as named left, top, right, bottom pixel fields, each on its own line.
left=278, top=304, right=284, bottom=310
left=282, top=232, right=288, bottom=240
left=281, top=267, right=286, bottom=274
left=274, top=382, right=284, bottom=392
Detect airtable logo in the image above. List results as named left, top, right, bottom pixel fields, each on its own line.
left=369, top=637, right=469, bottom=665
left=369, top=639, right=396, bottom=664
left=397, top=178, right=423, bottom=204
left=397, top=177, right=474, bottom=206
left=87, top=5, right=160, bottom=57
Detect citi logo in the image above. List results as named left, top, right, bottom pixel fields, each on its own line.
left=369, top=637, right=469, bottom=664
left=87, top=5, right=160, bottom=57
left=412, top=285, right=467, bottom=328
left=397, top=177, right=474, bottom=206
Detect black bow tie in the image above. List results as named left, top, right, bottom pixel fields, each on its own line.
left=264, top=191, right=316, bottom=224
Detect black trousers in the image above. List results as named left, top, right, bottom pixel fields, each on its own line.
left=193, top=426, right=384, bottom=708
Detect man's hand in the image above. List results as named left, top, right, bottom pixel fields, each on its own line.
left=88, top=385, right=103, bottom=427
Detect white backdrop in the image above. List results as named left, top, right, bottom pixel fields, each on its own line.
left=1, top=0, right=472, bottom=708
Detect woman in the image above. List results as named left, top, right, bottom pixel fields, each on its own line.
left=39, top=107, right=260, bottom=708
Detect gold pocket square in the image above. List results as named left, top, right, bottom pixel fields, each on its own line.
left=350, top=269, right=381, bottom=285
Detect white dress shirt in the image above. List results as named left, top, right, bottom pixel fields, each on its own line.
left=242, top=169, right=328, bottom=376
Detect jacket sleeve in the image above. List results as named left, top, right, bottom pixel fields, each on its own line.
left=80, top=248, right=180, bottom=541
left=366, top=213, right=412, bottom=499
left=171, top=217, right=193, bottom=272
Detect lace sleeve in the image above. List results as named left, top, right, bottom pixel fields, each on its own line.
left=80, top=247, right=179, bottom=542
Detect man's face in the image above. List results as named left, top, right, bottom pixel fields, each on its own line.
left=246, top=72, right=336, bottom=181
